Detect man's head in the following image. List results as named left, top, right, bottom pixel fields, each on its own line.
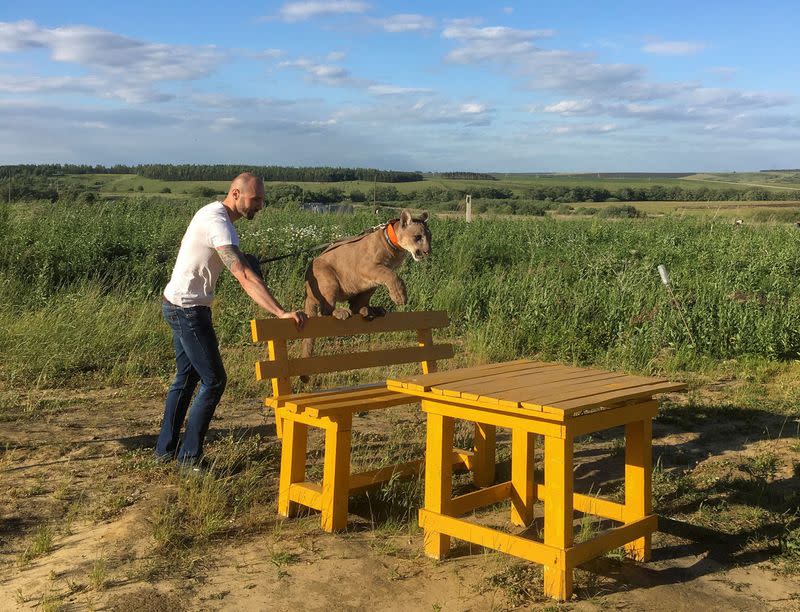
left=225, top=172, right=265, bottom=221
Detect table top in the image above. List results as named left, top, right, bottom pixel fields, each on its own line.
left=387, top=359, right=686, bottom=417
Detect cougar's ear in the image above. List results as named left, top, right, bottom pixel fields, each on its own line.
left=400, top=208, right=412, bottom=228
left=419, top=211, right=429, bottom=224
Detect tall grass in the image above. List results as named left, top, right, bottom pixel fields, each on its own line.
left=3, top=198, right=800, bottom=388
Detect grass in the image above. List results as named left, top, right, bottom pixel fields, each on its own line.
left=17, top=524, right=55, bottom=566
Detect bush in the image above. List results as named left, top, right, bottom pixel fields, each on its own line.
left=598, top=205, right=642, bottom=218
left=160, top=187, right=172, bottom=194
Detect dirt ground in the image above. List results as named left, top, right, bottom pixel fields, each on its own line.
left=1, top=379, right=799, bottom=611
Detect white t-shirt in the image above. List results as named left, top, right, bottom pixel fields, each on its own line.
left=164, top=201, right=239, bottom=307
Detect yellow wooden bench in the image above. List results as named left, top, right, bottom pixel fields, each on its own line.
left=250, top=310, right=479, bottom=532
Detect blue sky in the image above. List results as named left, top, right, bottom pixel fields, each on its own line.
left=1, top=1, right=798, bottom=172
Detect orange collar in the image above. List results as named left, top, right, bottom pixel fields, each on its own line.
left=383, top=220, right=401, bottom=251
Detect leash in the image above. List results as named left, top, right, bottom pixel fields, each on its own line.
left=255, top=219, right=399, bottom=264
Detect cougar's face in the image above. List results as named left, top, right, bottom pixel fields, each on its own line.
left=398, top=220, right=432, bottom=261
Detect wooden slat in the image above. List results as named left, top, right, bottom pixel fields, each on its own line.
left=540, top=381, right=687, bottom=413
left=286, top=386, right=402, bottom=410
left=390, top=359, right=536, bottom=391
left=288, top=482, right=323, bottom=510
left=436, top=369, right=619, bottom=406
left=349, top=451, right=470, bottom=494
left=449, top=481, right=512, bottom=517
left=251, top=310, right=449, bottom=341
left=566, top=515, right=658, bottom=566
left=491, top=373, right=661, bottom=408
left=256, top=344, right=454, bottom=379
left=532, top=484, right=626, bottom=522
left=308, top=394, right=411, bottom=418
left=434, top=363, right=568, bottom=399
left=266, top=382, right=386, bottom=408
left=419, top=509, right=564, bottom=567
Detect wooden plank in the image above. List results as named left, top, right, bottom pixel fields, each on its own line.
left=566, top=515, right=658, bottom=567
left=448, top=481, right=512, bottom=517
left=421, top=399, right=567, bottom=437
left=418, top=509, right=564, bottom=567
left=308, top=394, right=412, bottom=418
left=463, top=371, right=626, bottom=409
left=389, top=359, right=536, bottom=391
left=286, top=386, right=404, bottom=411
left=543, top=434, right=574, bottom=600
left=534, top=484, right=627, bottom=522
left=433, top=363, right=571, bottom=399
left=256, top=344, right=454, bottom=379
left=349, top=451, right=469, bottom=494
left=535, top=381, right=687, bottom=413
left=423, top=411, right=455, bottom=558
left=288, top=481, right=322, bottom=510
left=493, top=373, right=664, bottom=409
left=251, top=310, right=450, bottom=341
left=267, top=382, right=385, bottom=408
left=569, top=401, right=658, bottom=437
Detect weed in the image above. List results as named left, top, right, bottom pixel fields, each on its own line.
left=18, top=524, right=54, bottom=565
left=89, top=556, right=107, bottom=590
left=480, top=561, right=547, bottom=607
left=740, top=451, right=782, bottom=484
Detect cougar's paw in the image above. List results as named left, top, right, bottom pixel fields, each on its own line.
left=332, top=307, right=353, bottom=320
left=358, top=306, right=386, bottom=320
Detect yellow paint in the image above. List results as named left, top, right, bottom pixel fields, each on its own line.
left=321, top=415, right=352, bottom=532
left=624, top=418, right=653, bottom=561
left=277, top=419, right=307, bottom=518
left=473, top=423, right=496, bottom=487
left=422, top=408, right=454, bottom=559
left=543, top=435, right=574, bottom=600
left=511, top=430, right=535, bottom=526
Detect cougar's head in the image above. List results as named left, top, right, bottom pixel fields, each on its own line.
left=395, top=209, right=431, bottom=261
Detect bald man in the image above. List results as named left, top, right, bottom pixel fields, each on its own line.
left=157, top=173, right=306, bottom=467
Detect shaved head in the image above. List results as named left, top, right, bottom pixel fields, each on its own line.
left=223, top=172, right=265, bottom=221
left=229, top=172, right=263, bottom=196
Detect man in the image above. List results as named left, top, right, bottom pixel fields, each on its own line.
left=156, top=172, right=306, bottom=466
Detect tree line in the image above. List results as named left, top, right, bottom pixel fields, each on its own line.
left=0, top=164, right=423, bottom=183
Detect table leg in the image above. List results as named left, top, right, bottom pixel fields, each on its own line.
left=473, top=422, right=496, bottom=487
left=278, top=418, right=307, bottom=518
left=544, top=434, right=574, bottom=600
left=624, top=418, right=653, bottom=561
left=423, top=405, right=454, bottom=559
left=511, top=429, right=536, bottom=527
left=321, top=414, right=352, bottom=532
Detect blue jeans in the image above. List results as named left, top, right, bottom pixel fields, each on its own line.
left=156, top=300, right=227, bottom=463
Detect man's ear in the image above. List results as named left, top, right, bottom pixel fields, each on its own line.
left=400, top=208, right=412, bottom=228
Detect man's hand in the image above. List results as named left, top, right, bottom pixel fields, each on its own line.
left=280, top=310, right=307, bottom=330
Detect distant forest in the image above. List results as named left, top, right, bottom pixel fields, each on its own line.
left=0, top=164, right=423, bottom=183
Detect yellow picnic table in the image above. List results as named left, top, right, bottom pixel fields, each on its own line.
left=387, top=359, right=686, bottom=601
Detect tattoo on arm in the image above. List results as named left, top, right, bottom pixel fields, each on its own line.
left=217, top=245, right=247, bottom=273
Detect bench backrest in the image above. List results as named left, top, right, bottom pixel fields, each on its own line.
left=251, top=311, right=452, bottom=399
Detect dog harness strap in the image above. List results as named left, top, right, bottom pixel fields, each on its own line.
left=383, top=220, right=400, bottom=252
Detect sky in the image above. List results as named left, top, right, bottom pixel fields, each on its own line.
left=1, top=1, right=798, bottom=172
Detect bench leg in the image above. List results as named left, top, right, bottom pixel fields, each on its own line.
left=473, top=422, right=496, bottom=487
left=321, top=415, right=352, bottom=532
left=423, top=407, right=454, bottom=559
left=544, top=434, right=574, bottom=601
left=278, top=418, right=307, bottom=518
left=624, top=418, right=653, bottom=562
left=511, top=429, right=536, bottom=527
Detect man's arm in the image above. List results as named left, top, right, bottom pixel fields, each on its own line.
left=217, top=245, right=306, bottom=327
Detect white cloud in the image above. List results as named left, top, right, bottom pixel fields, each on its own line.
left=326, top=51, right=346, bottom=61
left=548, top=122, right=618, bottom=135
left=279, top=57, right=364, bottom=87
left=502, top=7, right=514, bottom=15
left=276, top=1, right=370, bottom=22
left=334, top=97, right=494, bottom=126
left=370, top=14, right=436, bottom=33
left=366, top=84, right=431, bottom=95
left=642, top=40, right=707, bottom=56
